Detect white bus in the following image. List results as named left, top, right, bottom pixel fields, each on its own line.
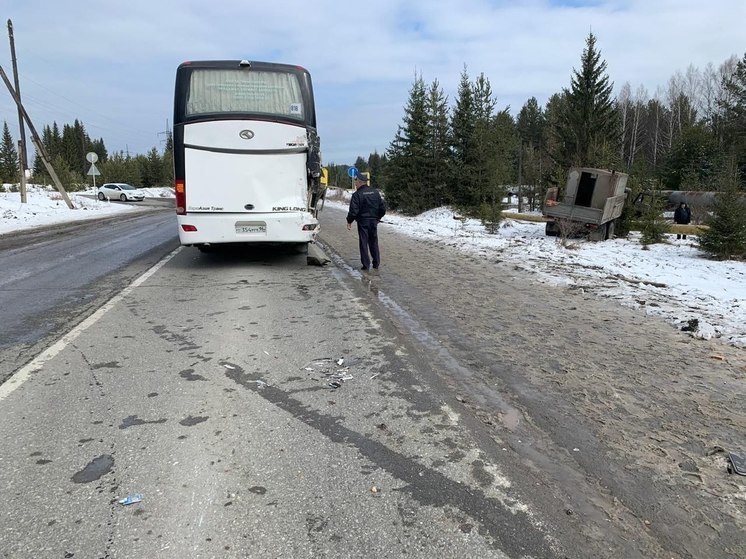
left=173, top=60, right=325, bottom=251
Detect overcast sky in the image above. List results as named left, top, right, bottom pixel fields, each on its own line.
left=1, top=0, right=744, bottom=167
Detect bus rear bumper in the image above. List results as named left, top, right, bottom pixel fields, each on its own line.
left=177, top=212, right=319, bottom=246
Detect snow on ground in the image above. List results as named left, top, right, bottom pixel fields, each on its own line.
left=325, top=191, right=745, bottom=349
left=0, top=184, right=174, bottom=235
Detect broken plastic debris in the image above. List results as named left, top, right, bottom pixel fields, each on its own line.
left=369, top=373, right=380, bottom=380
left=328, top=381, right=341, bottom=389
left=118, top=494, right=143, bottom=506
left=223, top=364, right=236, bottom=370
left=727, top=452, right=746, bottom=475
left=336, top=358, right=344, bottom=366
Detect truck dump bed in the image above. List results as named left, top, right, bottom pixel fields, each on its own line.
left=543, top=168, right=628, bottom=239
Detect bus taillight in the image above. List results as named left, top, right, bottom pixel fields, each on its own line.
left=175, top=179, right=186, bottom=215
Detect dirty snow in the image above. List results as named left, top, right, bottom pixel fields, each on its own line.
left=0, top=184, right=174, bottom=235
left=326, top=193, right=745, bottom=349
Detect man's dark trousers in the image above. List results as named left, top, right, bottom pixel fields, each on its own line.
left=356, top=218, right=380, bottom=270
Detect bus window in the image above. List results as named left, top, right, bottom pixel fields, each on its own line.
left=186, top=69, right=304, bottom=120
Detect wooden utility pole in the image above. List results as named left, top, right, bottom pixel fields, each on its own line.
left=7, top=20, right=28, bottom=203
left=0, top=65, right=74, bottom=209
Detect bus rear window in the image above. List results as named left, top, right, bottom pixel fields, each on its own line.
left=186, top=69, right=305, bottom=119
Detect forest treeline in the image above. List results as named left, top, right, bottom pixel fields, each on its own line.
left=0, top=118, right=173, bottom=190
left=326, top=33, right=746, bottom=221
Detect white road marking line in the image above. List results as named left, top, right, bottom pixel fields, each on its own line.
left=0, top=247, right=182, bottom=402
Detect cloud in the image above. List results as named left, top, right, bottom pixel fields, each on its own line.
left=1, top=0, right=744, bottom=165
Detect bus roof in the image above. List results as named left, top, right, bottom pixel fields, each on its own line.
left=177, top=60, right=310, bottom=75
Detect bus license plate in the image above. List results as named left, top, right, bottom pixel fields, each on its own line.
left=235, top=222, right=266, bottom=234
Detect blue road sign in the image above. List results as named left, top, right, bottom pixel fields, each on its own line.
left=347, top=167, right=358, bottom=178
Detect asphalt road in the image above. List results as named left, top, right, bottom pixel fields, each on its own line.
left=0, top=213, right=565, bottom=559
left=0, top=209, right=179, bottom=384
left=2, top=205, right=742, bottom=558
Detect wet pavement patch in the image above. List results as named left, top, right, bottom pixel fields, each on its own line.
left=179, top=369, right=207, bottom=381
left=119, top=415, right=168, bottom=429
left=179, top=415, right=208, bottom=427
left=72, top=454, right=114, bottom=483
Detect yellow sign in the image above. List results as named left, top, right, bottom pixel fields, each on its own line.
left=320, top=167, right=329, bottom=185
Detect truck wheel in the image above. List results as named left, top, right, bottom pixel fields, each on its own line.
left=606, top=220, right=616, bottom=240
left=589, top=225, right=605, bottom=242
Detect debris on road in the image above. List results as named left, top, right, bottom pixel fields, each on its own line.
left=727, top=452, right=746, bottom=475
left=307, top=243, right=331, bottom=266
left=303, top=357, right=356, bottom=389
left=118, top=494, right=143, bottom=506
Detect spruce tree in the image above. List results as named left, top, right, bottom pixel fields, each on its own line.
left=517, top=97, right=547, bottom=209
left=639, top=186, right=670, bottom=245
left=367, top=151, right=384, bottom=190
left=383, top=74, right=429, bottom=214
left=0, top=121, right=19, bottom=183
left=424, top=79, right=451, bottom=208
left=162, top=133, right=174, bottom=186
left=698, top=162, right=746, bottom=259
left=471, top=73, right=498, bottom=207
left=139, top=147, right=164, bottom=187
left=450, top=66, right=477, bottom=207
left=555, top=32, right=619, bottom=169
left=61, top=120, right=91, bottom=176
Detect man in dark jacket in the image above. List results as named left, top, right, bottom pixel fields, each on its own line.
left=346, top=172, right=386, bottom=271
left=674, top=202, right=691, bottom=239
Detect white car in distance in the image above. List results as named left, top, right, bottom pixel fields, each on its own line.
left=97, top=183, right=145, bottom=202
